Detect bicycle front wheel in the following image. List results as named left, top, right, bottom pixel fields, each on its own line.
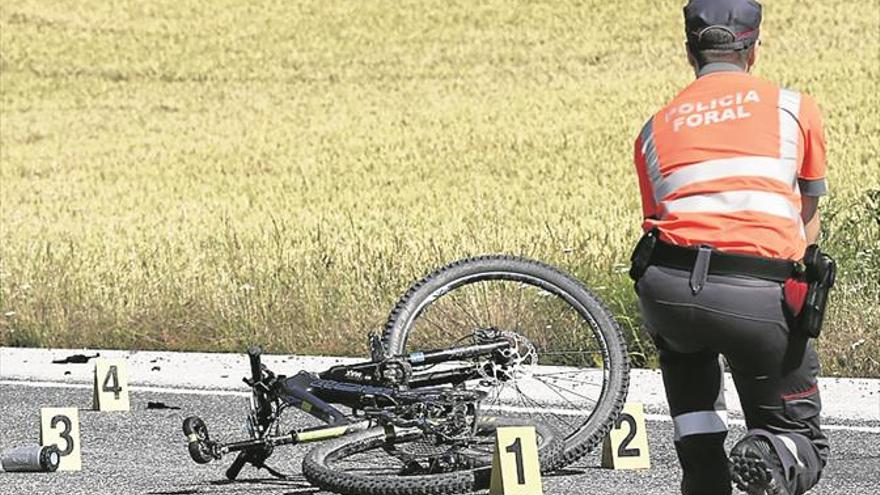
left=382, top=255, right=630, bottom=468
left=302, top=419, right=561, bottom=495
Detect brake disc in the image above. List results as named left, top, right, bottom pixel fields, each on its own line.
left=476, top=329, right=538, bottom=383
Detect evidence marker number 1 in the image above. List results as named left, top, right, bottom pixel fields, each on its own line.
left=489, top=425, right=543, bottom=495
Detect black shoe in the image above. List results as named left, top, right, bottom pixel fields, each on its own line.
left=729, top=435, right=794, bottom=495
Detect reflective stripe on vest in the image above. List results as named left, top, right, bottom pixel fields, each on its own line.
left=644, top=88, right=803, bottom=226
left=779, top=88, right=801, bottom=171
left=664, top=190, right=800, bottom=220
left=779, top=88, right=807, bottom=238
left=654, top=156, right=796, bottom=200
left=640, top=118, right=663, bottom=204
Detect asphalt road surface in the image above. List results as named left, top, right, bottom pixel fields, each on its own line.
left=0, top=383, right=877, bottom=495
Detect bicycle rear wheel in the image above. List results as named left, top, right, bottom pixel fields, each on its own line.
left=382, top=255, right=630, bottom=468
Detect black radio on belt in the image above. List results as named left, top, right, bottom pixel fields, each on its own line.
left=798, top=245, right=836, bottom=338
left=629, top=228, right=659, bottom=282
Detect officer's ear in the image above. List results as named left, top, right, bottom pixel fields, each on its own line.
left=746, top=42, right=759, bottom=72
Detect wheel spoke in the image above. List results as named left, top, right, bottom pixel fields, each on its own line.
left=514, top=382, right=578, bottom=431
left=531, top=372, right=604, bottom=388
left=447, top=292, right=484, bottom=329
left=420, top=303, right=473, bottom=343
left=537, top=350, right=605, bottom=355
left=532, top=367, right=605, bottom=377
left=531, top=374, right=598, bottom=405
left=514, top=282, right=526, bottom=332
left=482, top=378, right=510, bottom=411
left=480, top=281, right=492, bottom=326
left=419, top=312, right=456, bottom=338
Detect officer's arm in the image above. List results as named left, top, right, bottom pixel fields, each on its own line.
left=798, top=95, right=826, bottom=247
left=634, top=128, right=659, bottom=226
left=802, top=195, right=821, bottom=245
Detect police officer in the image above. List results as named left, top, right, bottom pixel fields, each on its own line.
left=630, top=1, right=829, bottom=494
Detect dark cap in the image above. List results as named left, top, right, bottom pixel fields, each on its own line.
left=684, top=0, right=762, bottom=50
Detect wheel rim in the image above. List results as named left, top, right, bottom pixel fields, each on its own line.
left=315, top=422, right=553, bottom=478
left=318, top=429, right=477, bottom=479
left=392, top=271, right=613, bottom=453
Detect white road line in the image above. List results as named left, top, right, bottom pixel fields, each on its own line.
left=4, top=379, right=878, bottom=434
left=641, top=414, right=880, bottom=434
left=0, top=379, right=250, bottom=398
left=487, top=403, right=879, bottom=433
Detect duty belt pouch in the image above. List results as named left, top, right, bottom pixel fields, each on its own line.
left=629, top=228, right=658, bottom=282
left=797, top=245, right=837, bottom=338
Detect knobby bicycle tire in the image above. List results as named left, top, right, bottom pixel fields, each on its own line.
left=381, top=255, right=630, bottom=468
left=302, top=419, right=562, bottom=495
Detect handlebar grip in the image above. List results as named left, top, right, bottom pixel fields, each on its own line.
left=225, top=451, right=248, bottom=480
left=247, top=346, right=263, bottom=383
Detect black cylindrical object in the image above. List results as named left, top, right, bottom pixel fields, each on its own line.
left=1, top=445, right=61, bottom=472
left=247, top=346, right=263, bottom=383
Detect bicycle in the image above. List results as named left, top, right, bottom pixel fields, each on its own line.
left=183, top=255, right=630, bottom=495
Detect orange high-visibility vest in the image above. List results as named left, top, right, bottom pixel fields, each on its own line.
left=634, top=66, right=828, bottom=261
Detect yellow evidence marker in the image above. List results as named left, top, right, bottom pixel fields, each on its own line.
left=601, top=402, right=651, bottom=470
left=93, top=357, right=130, bottom=411
left=489, top=425, right=543, bottom=495
left=40, top=407, right=82, bottom=471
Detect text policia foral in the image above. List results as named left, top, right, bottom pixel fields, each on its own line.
left=666, top=90, right=760, bottom=132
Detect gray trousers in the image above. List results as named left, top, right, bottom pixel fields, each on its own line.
left=637, top=265, right=829, bottom=495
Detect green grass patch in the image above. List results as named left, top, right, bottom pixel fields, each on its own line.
left=1, top=0, right=878, bottom=376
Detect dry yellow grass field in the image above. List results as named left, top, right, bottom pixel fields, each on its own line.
left=1, top=1, right=877, bottom=376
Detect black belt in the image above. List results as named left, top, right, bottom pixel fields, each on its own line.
left=650, top=241, right=797, bottom=283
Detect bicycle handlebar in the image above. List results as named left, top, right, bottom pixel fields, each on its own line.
left=247, top=346, right=263, bottom=383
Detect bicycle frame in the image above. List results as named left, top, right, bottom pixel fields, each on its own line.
left=187, top=337, right=515, bottom=479
left=295, top=339, right=512, bottom=421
